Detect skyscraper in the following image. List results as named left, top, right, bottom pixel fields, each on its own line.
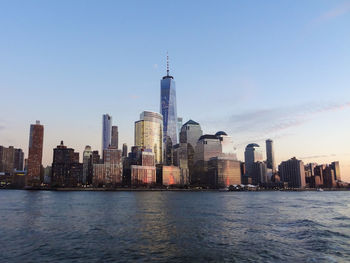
left=111, top=126, right=119, bottom=149
left=26, top=120, right=44, bottom=186
left=82, top=145, right=93, bottom=185
left=244, top=143, right=263, bottom=180
left=278, top=157, right=306, bottom=188
left=102, top=114, right=112, bottom=155
left=160, top=55, right=178, bottom=147
left=266, top=139, right=275, bottom=171
left=122, top=143, right=128, bottom=157
left=134, top=111, right=163, bottom=164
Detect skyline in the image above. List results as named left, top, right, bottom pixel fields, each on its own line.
left=1, top=0, right=350, bottom=181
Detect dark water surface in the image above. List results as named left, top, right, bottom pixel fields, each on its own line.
left=1, top=190, right=350, bottom=262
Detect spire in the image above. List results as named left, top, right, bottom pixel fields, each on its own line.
left=166, top=52, right=169, bottom=76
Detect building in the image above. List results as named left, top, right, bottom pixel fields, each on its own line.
left=179, top=120, right=203, bottom=150
left=160, top=55, right=178, bottom=147
left=177, top=117, right=183, bottom=141
left=244, top=143, right=263, bottom=180
left=0, top=146, right=15, bottom=175
left=93, top=147, right=122, bottom=187
left=26, top=120, right=44, bottom=186
left=160, top=165, right=181, bottom=186
left=122, top=143, right=128, bottom=157
left=130, top=151, right=156, bottom=186
left=208, top=157, right=242, bottom=188
left=193, top=131, right=237, bottom=186
left=82, top=145, right=93, bottom=185
left=330, top=161, right=341, bottom=181
left=278, top=157, right=306, bottom=188
left=250, top=161, right=267, bottom=185
left=134, top=111, right=163, bottom=164
left=111, top=126, right=119, bottom=149
left=102, top=114, right=112, bottom=154
left=51, top=141, right=82, bottom=187
left=266, top=139, right=275, bottom=171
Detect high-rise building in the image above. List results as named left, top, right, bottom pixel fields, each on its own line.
left=208, top=157, right=242, bottom=188
left=82, top=145, right=93, bottom=185
left=134, top=111, right=163, bottom=164
left=266, top=139, right=275, bottom=171
left=51, top=141, right=82, bottom=187
left=0, top=146, right=15, bottom=174
left=122, top=143, right=128, bottom=157
left=330, top=161, right=341, bottom=181
left=111, top=126, right=119, bottom=149
left=193, top=131, right=238, bottom=186
left=93, top=146, right=122, bottom=187
left=250, top=161, right=268, bottom=185
left=177, top=117, right=183, bottom=141
left=14, top=148, right=24, bottom=171
left=160, top=55, right=178, bottom=147
left=27, top=120, right=44, bottom=186
left=278, top=157, right=306, bottom=188
left=102, top=114, right=112, bottom=155
left=179, top=120, right=203, bottom=151
left=244, top=143, right=263, bottom=179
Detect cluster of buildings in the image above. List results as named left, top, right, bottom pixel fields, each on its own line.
left=0, top=59, right=347, bottom=190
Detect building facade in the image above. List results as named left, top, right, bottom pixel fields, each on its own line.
left=134, top=111, right=163, bottom=164
left=111, top=126, right=119, bottom=149
left=102, top=114, right=112, bottom=154
left=160, top=57, right=178, bottom=147
left=266, top=139, right=275, bottom=171
left=27, top=120, right=44, bottom=186
left=278, top=157, right=306, bottom=188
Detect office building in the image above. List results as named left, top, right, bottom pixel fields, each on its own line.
left=266, top=139, right=275, bottom=171
left=82, top=145, right=93, bottom=185
left=51, top=141, right=82, bottom=187
left=250, top=161, right=268, bottom=185
left=278, top=157, right=306, bottom=188
left=208, top=157, right=242, bottom=188
left=134, top=111, right=163, bottom=164
left=122, top=143, right=128, bottom=157
left=27, top=120, right=44, bottom=186
left=244, top=143, right=263, bottom=180
left=102, top=114, right=112, bottom=154
left=93, top=146, right=122, bottom=187
left=330, top=161, right=341, bottom=181
left=160, top=55, right=178, bottom=147
left=193, top=131, right=237, bottom=186
left=111, top=126, right=119, bottom=149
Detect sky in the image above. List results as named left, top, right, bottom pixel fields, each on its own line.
left=0, top=0, right=350, bottom=181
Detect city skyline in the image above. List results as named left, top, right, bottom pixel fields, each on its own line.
left=1, top=0, right=350, bottom=181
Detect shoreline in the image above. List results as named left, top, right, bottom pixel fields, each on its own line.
left=0, top=187, right=349, bottom=192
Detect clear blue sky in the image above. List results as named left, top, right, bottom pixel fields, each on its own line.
left=1, top=0, right=350, bottom=180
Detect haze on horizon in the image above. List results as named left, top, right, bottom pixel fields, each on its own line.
left=1, top=0, right=349, bottom=181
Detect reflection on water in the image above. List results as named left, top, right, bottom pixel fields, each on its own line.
left=0, top=190, right=350, bottom=262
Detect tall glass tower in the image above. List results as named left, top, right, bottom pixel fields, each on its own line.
left=102, top=114, right=112, bottom=154
left=160, top=55, right=178, bottom=147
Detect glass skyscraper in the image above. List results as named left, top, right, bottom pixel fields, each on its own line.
left=160, top=57, right=178, bottom=147
left=102, top=114, right=112, bottom=154
left=134, top=111, right=163, bottom=164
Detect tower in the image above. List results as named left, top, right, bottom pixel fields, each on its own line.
left=160, top=54, right=178, bottom=147
left=266, top=139, right=275, bottom=172
left=102, top=114, right=112, bottom=155
left=134, top=111, right=163, bottom=164
left=26, top=120, right=44, bottom=186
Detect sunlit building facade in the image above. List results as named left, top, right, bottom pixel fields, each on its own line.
left=134, top=111, right=163, bottom=164
left=27, top=120, right=44, bottom=186
left=160, top=59, right=178, bottom=147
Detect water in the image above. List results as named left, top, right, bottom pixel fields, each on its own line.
left=0, top=190, right=350, bottom=262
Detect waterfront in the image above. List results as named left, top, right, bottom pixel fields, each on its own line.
left=1, top=191, right=349, bottom=262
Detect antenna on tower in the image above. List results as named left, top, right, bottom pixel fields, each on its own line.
left=166, top=51, right=169, bottom=76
